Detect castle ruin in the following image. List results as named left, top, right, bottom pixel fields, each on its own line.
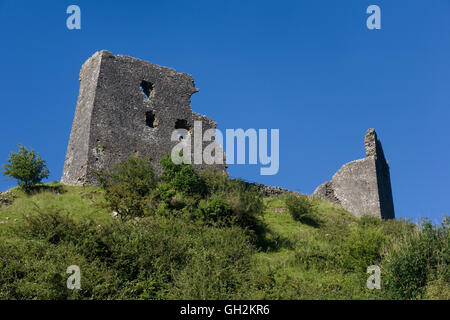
left=61, top=50, right=226, bottom=186
left=313, top=129, right=395, bottom=219
left=61, top=51, right=395, bottom=220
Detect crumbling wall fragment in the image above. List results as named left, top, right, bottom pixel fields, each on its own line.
left=313, top=129, right=395, bottom=220
left=62, top=50, right=226, bottom=186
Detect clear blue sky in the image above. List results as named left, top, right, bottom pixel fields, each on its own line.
left=1, top=0, right=449, bottom=223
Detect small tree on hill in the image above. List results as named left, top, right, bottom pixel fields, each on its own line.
left=2, top=144, right=50, bottom=192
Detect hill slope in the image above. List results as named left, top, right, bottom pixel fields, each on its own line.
left=0, top=184, right=448, bottom=300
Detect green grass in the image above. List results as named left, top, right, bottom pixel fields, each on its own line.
left=250, top=196, right=385, bottom=299
left=0, top=184, right=448, bottom=299
left=0, top=183, right=111, bottom=230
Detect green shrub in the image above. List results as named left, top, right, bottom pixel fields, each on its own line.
left=15, top=209, right=79, bottom=245
left=2, top=144, right=49, bottom=192
left=340, top=225, right=387, bottom=272
left=158, top=161, right=265, bottom=232
left=225, top=185, right=265, bottom=231
left=284, top=194, right=318, bottom=226
left=0, top=228, right=119, bottom=300
left=95, top=156, right=157, bottom=220
left=160, top=155, right=206, bottom=196
left=3, top=179, right=448, bottom=300
left=165, top=225, right=255, bottom=299
left=1, top=206, right=257, bottom=300
left=200, top=168, right=233, bottom=194
left=382, top=218, right=449, bottom=299
left=148, top=183, right=197, bottom=218
left=150, top=183, right=177, bottom=205
left=195, top=197, right=233, bottom=225
left=201, top=171, right=265, bottom=229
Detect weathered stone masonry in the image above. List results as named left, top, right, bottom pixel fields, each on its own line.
left=61, top=51, right=395, bottom=220
left=313, top=129, right=395, bottom=220
left=61, top=50, right=226, bottom=186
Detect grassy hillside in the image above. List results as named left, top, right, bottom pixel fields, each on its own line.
left=0, top=181, right=448, bottom=300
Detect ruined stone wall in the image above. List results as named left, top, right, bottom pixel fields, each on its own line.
left=313, top=129, right=395, bottom=220
left=62, top=50, right=226, bottom=186
left=249, top=183, right=293, bottom=197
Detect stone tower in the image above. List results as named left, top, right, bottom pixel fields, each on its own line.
left=313, top=129, right=395, bottom=219
left=61, top=50, right=226, bottom=186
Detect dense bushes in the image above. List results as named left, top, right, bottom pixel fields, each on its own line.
left=0, top=208, right=256, bottom=299
left=1, top=154, right=448, bottom=300
left=339, top=224, right=387, bottom=273
left=284, top=193, right=319, bottom=226
left=163, top=224, right=256, bottom=299
left=195, top=197, right=233, bottom=225
left=280, top=192, right=449, bottom=299
left=332, top=216, right=449, bottom=299
left=200, top=169, right=265, bottom=232
left=95, top=155, right=265, bottom=233
left=160, top=155, right=207, bottom=196
left=382, top=219, right=449, bottom=299
left=95, top=156, right=157, bottom=220
left=0, top=155, right=268, bottom=299
left=1, top=191, right=448, bottom=299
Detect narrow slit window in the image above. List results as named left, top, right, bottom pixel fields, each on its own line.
left=146, top=111, right=156, bottom=128
left=140, top=80, right=153, bottom=99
